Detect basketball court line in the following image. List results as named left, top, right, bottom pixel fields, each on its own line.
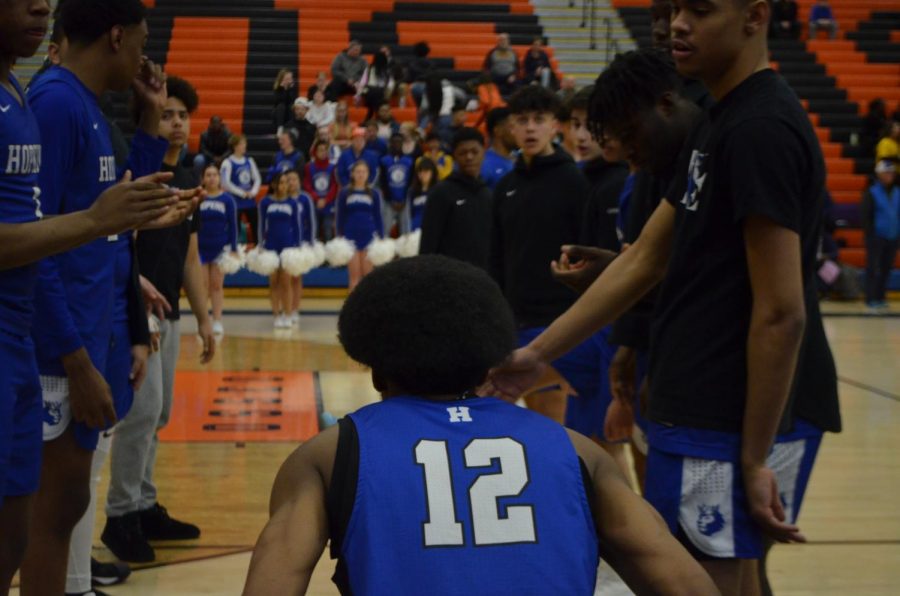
left=839, top=377, right=900, bottom=403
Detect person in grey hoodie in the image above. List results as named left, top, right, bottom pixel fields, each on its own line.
left=328, top=40, right=367, bottom=98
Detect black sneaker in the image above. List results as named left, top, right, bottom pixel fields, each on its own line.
left=140, top=503, right=201, bottom=540
left=91, top=557, right=131, bottom=586
left=101, top=512, right=155, bottom=563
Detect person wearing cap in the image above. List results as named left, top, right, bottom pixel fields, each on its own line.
left=861, top=160, right=900, bottom=308
left=284, top=97, right=317, bottom=159
left=328, top=40, right=367, bottom=99
left=336, top=127, right=381, bottom=188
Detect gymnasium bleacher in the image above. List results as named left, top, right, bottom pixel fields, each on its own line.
left=612, top=0, right=900, bottom=277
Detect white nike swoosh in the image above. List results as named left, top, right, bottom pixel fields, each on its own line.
left=0, top=105, right=10, bottom=113
left=93, top=123, right=99, bottom=130
left=505, top=190, right=516, bottom=197
left=456, top=200, right=466, bottom=206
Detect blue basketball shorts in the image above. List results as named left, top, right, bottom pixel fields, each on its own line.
left=0, top=330, right=43, bottom=506
left=42, top=323, right=134, bottom=451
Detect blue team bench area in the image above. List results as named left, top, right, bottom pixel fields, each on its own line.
left=225, top=267, right=348, bottom=288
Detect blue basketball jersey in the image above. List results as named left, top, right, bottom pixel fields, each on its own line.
left=480, top=148, right=514, bottom=190
left=341, top=396, right=599, bottom=595
left=0, top=74, right=42, bottom=336
left=28, top=67, right=167, bottom=374
left=380, top=154, right=414, bottom=204
left=198, top=192, right=239, bottom=255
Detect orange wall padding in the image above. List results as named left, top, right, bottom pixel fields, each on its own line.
left=165, top=17, right=249, bottom=151
left=142, top=0, right=155, bottom=7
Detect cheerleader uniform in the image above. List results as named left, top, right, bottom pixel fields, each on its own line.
left=407, top=188, right=429, bottom=232
left=197, top=192, right=239, bottom=264
left=258, top=196, right=300, bottom=253
left=292, top=191, right=318, bottom=245
left=335, top=187, right=384, bottom=250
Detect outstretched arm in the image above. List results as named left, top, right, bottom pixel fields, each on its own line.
left=568, top=431, right=719, bottom=596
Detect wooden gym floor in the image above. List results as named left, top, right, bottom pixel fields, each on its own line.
left=11, top=298, right=900, bottom=595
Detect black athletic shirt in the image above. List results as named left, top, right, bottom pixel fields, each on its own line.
left=579, top=157, right=629, bottom=251
left=135, top=163, right=200, bottom=321
left=648, top=69, right=825, bottom=432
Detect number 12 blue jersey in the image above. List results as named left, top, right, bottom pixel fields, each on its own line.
left=340, top=396, right=599, bottom=595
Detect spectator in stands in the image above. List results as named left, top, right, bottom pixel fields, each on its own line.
left=419, top=73, right=456, bottom=130
left=380, top=133, right=415, bottom=237
left=358, top=49, right=396, bottom=120
left=809, top=0, right=838, bottom=39
left=307, top=90, right=336, bottom=129
left=314, top=126, right=342, bottom=164
left=481, top=107, right=517, bottom=190
left=407, top=41, right=433, bottom=107
left=307, top=71, right=333, bottom=102
left=267, top=130, right=306, bottom=183
left=337, top=128, right=381, bottom=187
left=861, top=160, right=899, bottom=308
left=284, top=97, right=317, bottom=158
left=557, top=75, right=577, bottom=104
left=375, top=102, right=400, bottom=141
left=330, top=100, right=355, bottom=149
left=195, top=115, right=232, bottom=176
left=405, top=158, right=439, bottom=232
left=399, top=122, right=423, bottom=159
left=875, top=121, right=900, bottom=163
left=483, top=33, right=520, bottom=98
left=420, top=128, right=492, bottom=270
left=770, top=0, right=800, bottom=39
left=523, top=37, right=553, bottom=88
left=364, top=120, right=389, bottom=157
left=440, top=103, right=468, bottom=149
left=273, top=68, right=297, bottom=132
left=328, top=40, right=367, bottom=98
left=305, top=139, right=340, bottom=240
left=418, top=132, right=454, bottom=180
left=220, top=134, right=263, bottom=242
left=860, top=99, right=888, bottom=158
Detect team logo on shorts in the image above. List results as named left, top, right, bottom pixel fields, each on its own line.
left=681, top=150, right=707, bottom=212
left=697, top=504, right=725, bottom=536
left=43, top=400, right=63, bottom=427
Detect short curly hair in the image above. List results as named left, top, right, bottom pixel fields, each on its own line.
left=338, top=255, right=516, bottom=395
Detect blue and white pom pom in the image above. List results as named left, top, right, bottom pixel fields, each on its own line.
left=280, top=245, right=317, bottom=277
left=366, top=236, right=396, bottom=267
left=215, top=251, right=242, bottom=275
left=395, top=229, right=421, bottom=258
left=325, top=237, right=355, bottom=267
left=247, top=247, right=281, bottom=276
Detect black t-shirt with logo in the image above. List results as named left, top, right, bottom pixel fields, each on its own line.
left=648, top=70, right=826, bottom=433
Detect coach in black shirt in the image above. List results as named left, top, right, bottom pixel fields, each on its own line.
left=419, top=128, right=492, bottom=270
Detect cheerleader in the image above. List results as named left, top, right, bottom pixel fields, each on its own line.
left=405, top=157, right=438, bottom=233
left=335, top=160, right=384, bottom=290
left=258, top=172, right=300, bottom=329
left=303, top=139, right=338, bottom=241
left=197, top=164, right=239, bottom=336
left=285, top=169, right=317, bottom=326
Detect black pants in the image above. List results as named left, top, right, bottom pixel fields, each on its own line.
left=865, top=235, right=898, bottom=303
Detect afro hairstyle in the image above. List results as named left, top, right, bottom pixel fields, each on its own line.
left=338, top=255, right=516, bottom=396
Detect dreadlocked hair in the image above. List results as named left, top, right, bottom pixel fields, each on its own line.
left=588, top=48, right=680, bottom=142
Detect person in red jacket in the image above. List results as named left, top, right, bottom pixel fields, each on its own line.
left=303, top=139, right=339, bottom=241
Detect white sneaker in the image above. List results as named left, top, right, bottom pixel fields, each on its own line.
left=290, top=312, right=300, bottom=326
left=212, top=320, right=224, bottom=335
left=275, top=315, right=291, bottom=329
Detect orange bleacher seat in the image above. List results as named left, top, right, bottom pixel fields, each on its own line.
left=825, top=160, right=857, bottom=175
left=834, top=229, right=864, bottom=248
left=831, top=190, right=862, bottom=204
left=827, top=173, right=867, bottom=193
left=840, top=248, right=900, bottom=268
